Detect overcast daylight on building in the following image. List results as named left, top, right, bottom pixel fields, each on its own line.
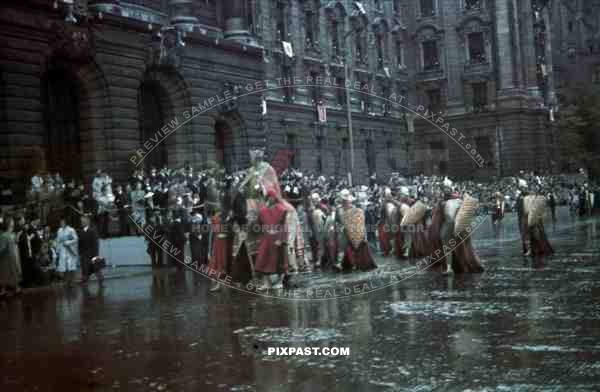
left=1, top=1, right=600, bottom=391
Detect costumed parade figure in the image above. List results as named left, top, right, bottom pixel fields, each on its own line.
left=207, top=178, right=231, bottom=292
left=228, top=177, right=256, bottom=286
left=523, top=190, right=554, bottom=258
left=430, top=190, right=484, bottom=274
left=492, top=191, right=505, bottom=227
left=401, top=196, right=429, bottom=260
left=308, top=192, right=326, bottom=268
left=254, top=186, right=291, bottom=290
left=333, top=189, right=377, bottom=271
left=516, top=179, right=530, bottom=255
left=378, top=187, right=396, bottom=257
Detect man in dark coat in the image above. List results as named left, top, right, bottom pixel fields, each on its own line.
left=16, top=216, right=34, bottom=287
left=516, top=189, right=529, bottom=256
left=114, top=184, right=129, bottom=236
left=78, top=214, right=104, bottom=285
left=168, top=215, right=186, bottom=270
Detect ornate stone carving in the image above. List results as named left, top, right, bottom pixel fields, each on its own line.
left=49, top=21, right=95, bottom=63
left=146, top=28, right=183, bottom=70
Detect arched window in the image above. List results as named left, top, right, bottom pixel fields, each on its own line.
left=304, top=0, right=320, bottom=51
left=372, top=18, right=390, bottom=70
left=139, top=81, right=169, bottom=170
left=325, top=2, right=347, bottom=63
left=42, top=68, right=82, bottom=180
left=275, top=0, right=288, bottom=42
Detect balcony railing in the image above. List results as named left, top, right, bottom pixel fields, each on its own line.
left=464, top=60, right=491, bottom=75
left=465, top=0, right=482, bottom=11
left=418, top=64, right=443, bottom=80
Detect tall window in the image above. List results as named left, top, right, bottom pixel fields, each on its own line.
left=420, top=0, right=435, bottom=16
left=356, top=30, right=367, bottom=65
left=276, top=2, right=287, bottom=41
left=287, top=133, right=297, bottom=168
left=310, top=71, right=320, bottom=103
left=468, top=32, right=485, bottom=63
left=465, top=0, right=482, bottom=10
left=341, top=137, right=349, bottom=175
left=430, top=141, right=446, bottom=175
left=386, top=141, right=397, bottom=171
left=306, top=9, right=315, bottom=46
left=475, top=136, right=492, bottom=164
left=247, top=0, right=256, bottom=34
left=376, top=34, right=386, bottom=69
left=305, top=2, right=320, bottom=49
left=43, top=69, right=83, bottom=180
left=426, top=88, right=442, bottom=113
left=316, top=134, right=324, bottom=173
left=396, top=40, right=405, bottom=69
left=331, top=19, right=342, bottom=61
left=382, top=84, right=391, bottom=115
left=423, top=40, right=439, bottom=70
left=394, top=0, right=402, bottom=14
left=282, top=66, right=293, bottom=102
left=472, top=82, right=487, bottom=110
left=359, top=79, right=369, bottom=112
left=366, top=137, right=376, bottom=174
left=337, top=77, right=346, bottom=106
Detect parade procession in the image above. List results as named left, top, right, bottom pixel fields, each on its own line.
left=4, top=0, right=600, bottom=390
left=2, top=144, right=575, bottom=298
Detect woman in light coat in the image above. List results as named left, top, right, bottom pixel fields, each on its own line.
left=56, top=217, right=78, bottom=287
left=0, top=216, right=22, bottom=296
left=130, top=182, right=146, bottom=230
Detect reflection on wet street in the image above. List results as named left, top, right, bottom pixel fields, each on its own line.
left=1, top=209, right=600, bottom=391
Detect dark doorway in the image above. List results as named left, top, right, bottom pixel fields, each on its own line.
left=215, top=120, right=234, bottom=172
left=139, top=81, right=168, bottom=170
left=42, top=68, right=82, bottom=180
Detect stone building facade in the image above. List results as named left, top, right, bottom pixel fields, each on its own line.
left=0, top=0, right=264, bottom=189
left=410, top=0, right=558, bottom=178
left=551, top=0, right=600, bottom=97
left=549, top=0, right=600, bottom=171
left=0, top=0, right=567, bottom=191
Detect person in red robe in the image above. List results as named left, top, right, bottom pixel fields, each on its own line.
left=335, top=190, right=377, bottom=271
left=254, top=187, right=291, bottom=290
left=207, top=209, right=231, bottom=292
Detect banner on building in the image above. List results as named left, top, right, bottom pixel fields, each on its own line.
left=282, top=41, right=294, bottom=58
left=317, top=102, right=327, bottom=123
left=354, top=2, right=366, bottom=15
left=261, top=96, right=268, bottom=116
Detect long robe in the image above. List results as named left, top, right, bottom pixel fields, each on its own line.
left=56, top=226, right=79, bottom=273
left=254, top=203, right=289, bottom=274
left=338, top=207, right=377, bottom=271
left=207, top=214, right=231, bottom=276
left=429, top=200, right=484, bottom=274
left=0, top=232, right=21, bottom=288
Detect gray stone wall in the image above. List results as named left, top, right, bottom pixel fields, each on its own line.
left=0, top=0, right=572, bottom=188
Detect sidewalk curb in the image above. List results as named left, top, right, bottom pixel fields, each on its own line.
left=19, top=267, right=177, bottom=295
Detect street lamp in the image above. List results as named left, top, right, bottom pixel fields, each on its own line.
left=324, top=1, right=368, bottom=186
left=343, top=25, right=364, bottom=187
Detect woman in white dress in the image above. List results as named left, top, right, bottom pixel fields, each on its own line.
left=130, top=182, right=146, bottom=230
left=56, top=217, right=79, bottom=287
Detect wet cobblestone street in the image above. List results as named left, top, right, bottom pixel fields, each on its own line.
left=1, top=209, right=600, bottom=391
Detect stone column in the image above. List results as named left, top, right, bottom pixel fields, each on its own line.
left=494, top=0, right=516, bottom=94
left=170, top=0, right=198, bottom=30
left=542, top=5, right=556, bottom=107
left=223, top=0, right=254, bottom=44
left=520, top=0, right=540, bottom=97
